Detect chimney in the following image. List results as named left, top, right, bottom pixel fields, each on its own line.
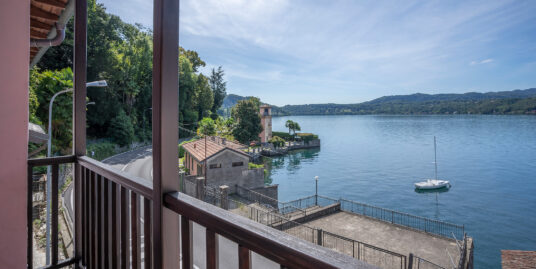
left=194, top=144, right=196, bottom=149
left=222, top=138, right=226, bottom=145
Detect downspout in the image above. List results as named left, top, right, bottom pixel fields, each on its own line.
left=30, top=0, right=74, bottom=67
left=30, top=23, right=65, bottom=47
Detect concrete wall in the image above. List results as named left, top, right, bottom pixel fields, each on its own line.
left=0, top=0, right=30, bottom=266
left=251, top=184, right=279, bottom=202
left=205, top=150, right=264, bottom=193
left=207, top=167, right=265, bottom=194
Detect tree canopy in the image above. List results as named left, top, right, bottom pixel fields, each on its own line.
left=231, top=98, right=263, bottom=144
left=31, top=0, right=230, bottom=154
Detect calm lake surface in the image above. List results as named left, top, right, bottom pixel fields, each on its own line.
left=266, top=115, right=536, bottom=268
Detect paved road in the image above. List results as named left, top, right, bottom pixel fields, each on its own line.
left=64, top=145, right=277, bottom=268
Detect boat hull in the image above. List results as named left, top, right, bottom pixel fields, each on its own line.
left=414, top=179, right=450, bottom=190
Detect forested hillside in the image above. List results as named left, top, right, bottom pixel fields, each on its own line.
left=31, top=0, right=227, bottom=155
left=275, top=88, right=536, bottom=115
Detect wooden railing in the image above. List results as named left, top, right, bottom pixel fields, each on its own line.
left=28, top=155, right=377, bottom=269
left=77, top=156, right=153, bottom=269
left=27, top=155, right=77, bottom=269
left=164, top=192, right=374, bottom=269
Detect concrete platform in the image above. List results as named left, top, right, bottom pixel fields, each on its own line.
left=303, top=211, right=460, bottom=268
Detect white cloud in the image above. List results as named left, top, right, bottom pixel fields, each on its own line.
left=470, top=58, right=494, bottom=65
left=97, top=0, right=536, bottom=104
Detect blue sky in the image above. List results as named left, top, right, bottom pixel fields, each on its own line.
left=98, top=0, right=536, bottom=106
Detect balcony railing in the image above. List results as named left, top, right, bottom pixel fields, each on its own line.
left=27, top=155, right=376, bottom=269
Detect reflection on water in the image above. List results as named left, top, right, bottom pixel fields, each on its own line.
left=262, top=148, right=320, bottom=185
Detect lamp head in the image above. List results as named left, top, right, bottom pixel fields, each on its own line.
left=86, top=80, right=107, bottom=87
left=315, top=176, right=319, bottom=181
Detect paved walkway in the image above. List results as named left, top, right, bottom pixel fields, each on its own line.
left=303, top=211, right=460, bottom=268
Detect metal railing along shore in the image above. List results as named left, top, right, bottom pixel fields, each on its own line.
left=339, top=198, right=465, bottom=239
left=203, top=189, right=408, bottom=269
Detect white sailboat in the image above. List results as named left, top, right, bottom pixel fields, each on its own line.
left=415, top=136, right=451, bottom=190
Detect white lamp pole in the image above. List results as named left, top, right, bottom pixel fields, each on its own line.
left=45, top=80, right=106, bottom=263
left=315, top=176, right=319, bottom=205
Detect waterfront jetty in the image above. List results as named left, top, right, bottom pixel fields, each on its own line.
left=180, top=181, right=474, bottom=269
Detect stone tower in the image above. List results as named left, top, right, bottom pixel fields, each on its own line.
left=259, top=105, right=272, bottom=143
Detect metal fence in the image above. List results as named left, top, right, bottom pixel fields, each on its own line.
left=322, top=230, right=407, bottom=269
left=409, top=254, right=446, bottom=269
left=203, top=190, right=407, bottom=269
left=339, top=198, right=464, bottom=239
left=235, top=185, right=307, bottom=217
left=457, top=234, right=468, bottom=269
left=278, top=195, right=339, bottom=212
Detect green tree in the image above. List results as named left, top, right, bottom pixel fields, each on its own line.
left=179, top=47, right=206, bottom=72
left=179, top=55, right=198, bottom=128
left=285, top=120, right=294, bottom=135
left=195, top=74, right=214, bottom=118
left=108, top=109, right=135, bottom=147
left=30, top=68, right=74, bottom=154
left=209, top=66, right=227, bottom=113
left=269, top=136, right=285, bottom=148
left=231, top=97, right=263, bottom=144
left=197, top=117, right=216, bottom=136
left=285, top=120, right=301, bottom=137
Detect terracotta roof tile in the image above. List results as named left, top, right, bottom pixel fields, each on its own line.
left=502, top=250, right=536, bottom=269
left=182, top=136, right=248, bottom=162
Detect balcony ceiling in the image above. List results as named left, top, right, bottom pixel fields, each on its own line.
left=29, top=0, right=73, bottom=65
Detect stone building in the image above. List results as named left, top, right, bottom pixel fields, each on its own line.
left=259, top=104, right=272, bottom=143
left=182, top=136, right=265, bottom=192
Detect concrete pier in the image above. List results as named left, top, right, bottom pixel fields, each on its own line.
left=303, top=211, right=461, bottom=269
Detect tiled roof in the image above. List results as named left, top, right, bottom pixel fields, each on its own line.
left=182, top=136, right=248, bottom=162
left=30, top=0, right=72, bottom=64
left=502, top=250, right=536, bottom=269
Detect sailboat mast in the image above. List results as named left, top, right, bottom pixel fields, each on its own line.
left=434, top=136, right=438, bottom=180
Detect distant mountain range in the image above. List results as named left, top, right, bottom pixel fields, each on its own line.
left=221, top=88, right=536, bottom=116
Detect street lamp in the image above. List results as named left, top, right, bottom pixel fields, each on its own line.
left=315, top=176, right=319, bottom=205
left=45, top=80, right=107, bottom=263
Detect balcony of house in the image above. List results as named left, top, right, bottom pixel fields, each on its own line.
left=27, top=155, right=374, bottom=269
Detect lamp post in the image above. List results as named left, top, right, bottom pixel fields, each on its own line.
left=315, top=176, right=319, bottom=205
left=45, top=80, right=107, bottom=263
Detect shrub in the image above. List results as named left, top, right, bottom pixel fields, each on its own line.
left=296, top=133, right=318, bottom=143
left=108, top=109, right=135, bottom=147
left=87, top=141, right=117, bottom=161
left=248, top=162, right=264, bottom=169
left=272, top=131, right=292, bottom=140
left=269, top=136, right=286, bottom=148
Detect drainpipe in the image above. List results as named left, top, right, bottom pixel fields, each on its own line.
left=30, top=23, right=66, bottom=47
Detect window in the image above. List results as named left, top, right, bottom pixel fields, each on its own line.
left=232, top=162, right=244, bottom=167
left=209, top=163, right=221, bottom=169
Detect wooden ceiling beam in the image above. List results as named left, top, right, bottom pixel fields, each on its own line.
left=31, top=29, right=48, bottom=39
left=30, top=6, right=59, bottom=21
left=30, top=18, right=52, bottom=30
left=32, top=0, right=66, bottom=9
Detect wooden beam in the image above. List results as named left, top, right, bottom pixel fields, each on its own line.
left=31, top=18, right=52, bottom=31
left=30, top=29, right=48, bottom=39
left=73, top=0, right=87, bottom=267
left=33, top=0, right=66, bottom=9
left=152, top=0, right=180, bottom=268
left=30, top=6, right=59, bottom=21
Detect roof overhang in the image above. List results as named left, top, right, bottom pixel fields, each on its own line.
left=30, top=0, right=75, bottom=67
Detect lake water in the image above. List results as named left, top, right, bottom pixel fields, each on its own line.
left=265, top=115, right=536, bottom=268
